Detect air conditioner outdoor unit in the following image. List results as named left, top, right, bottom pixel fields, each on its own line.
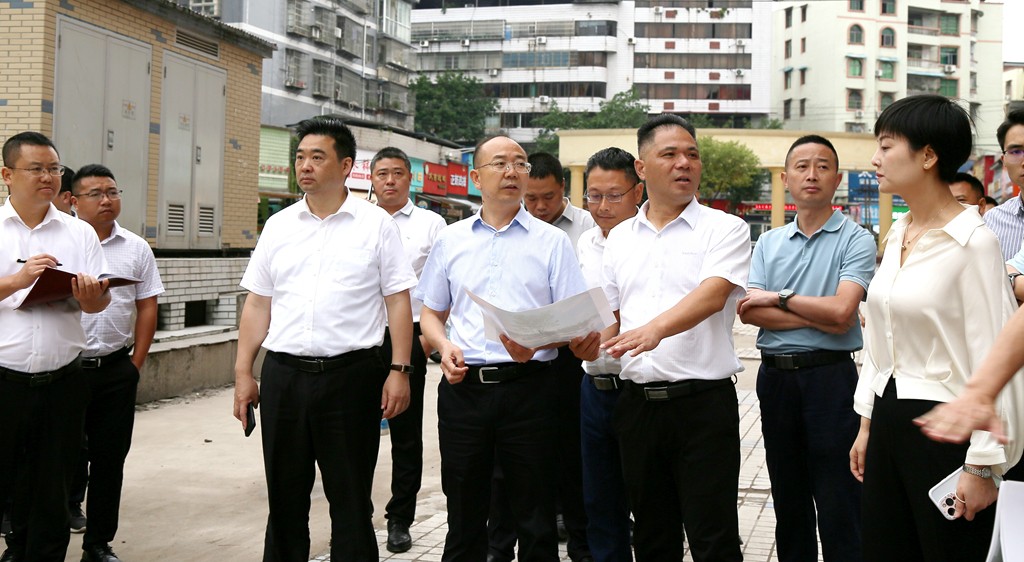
left=489, top=68, right=500, bottom=77
left=943, top=64, right=957, bottom=74
left=735, top=69, right=744, bottom=76
left=875, top=69, right=884, bottom=78
left=461, top=39, right=471, bottom=47
left=653, top=6, right=663, bottom=14
left=855, top=110, right=864, bottom=119
left=419, top=40, right=430, bottom=47
left=538, top=95, right=551, bottom=104
left=310, top=25, right=322, bottom=40
left=627, top=37, right=637, bottom=45
left=537, top=36, right=548, bottom=45
left=736, top=39, right=745, bottom=47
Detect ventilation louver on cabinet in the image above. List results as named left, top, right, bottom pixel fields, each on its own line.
left=167, top=204, right=186, bottom=234
left=176, top=30, right=220, bottom=59
left=198, top=206, right=216, bottom=235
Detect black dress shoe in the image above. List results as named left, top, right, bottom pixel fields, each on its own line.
left=386, top=519, right=412, bottom=554
left=0, top=549, right=21, bottom=562
left=82, top=544, right=122, bottom=562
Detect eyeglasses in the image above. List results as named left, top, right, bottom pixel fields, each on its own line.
left=585, top=184, right=638, bottom=205
left=476, top=160, right=532, bottom=174
left=8, top=165, right=66, bottom=177
left=1004, top=148, right=1024, bottom=163
left=76, top=189, right=123, bottom=201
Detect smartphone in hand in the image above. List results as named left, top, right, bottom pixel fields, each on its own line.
left=245, top=402, right=257, bottom=437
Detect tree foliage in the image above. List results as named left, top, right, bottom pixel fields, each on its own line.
left=697, top=136, right=764, bottom=211
left=411, top=72, right=499, bottom=143
left=533, top=90, right=651, bottom=155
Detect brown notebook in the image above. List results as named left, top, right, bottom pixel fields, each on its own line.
left=17, top=267, right=140, bottom=309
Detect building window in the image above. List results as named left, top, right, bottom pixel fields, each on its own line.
left=880, top=28, right=895, bottom=47
left=784, top=69, right=792, bottom=89
left=285, top=49, right=305, bottom=87
left=848, top=58, right=863, bottom=77
left=312, top=60, right=331, bottom=97
left=970, top=71, right=978, bottom=95
left=940, top=14, right=959, bottom=36
left=785, top=7, right=793, bottom=28
left=800, top=98, right=806, bottom=117
left=849, top=0, right=863, bottom=11
left=878, top=60, right=895, bottom=79
left=800, top=4, right=807, bottom=22
left=849, top=24, right=863, bottom=45
left=940, top=46, right=959, bottom=65
left=848, top=89, right=863, bottom=110
left=784, top=39, right=792, bottom=58
left=800, top=68, right=807, bottom=85
left=784, top=99, right=792, bottom=120
left=939, top=78, right=958, bottom=97
left=881, top=0, right=896, bottom=15
left=801, top=38, right=806, bottom=53
left=880, top=92, right=895, bottom=111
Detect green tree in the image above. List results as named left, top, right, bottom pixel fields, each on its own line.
left=411, top=72, right=499, bottom=143
left=698, top=136, right=763, bottom=211
left=533, top=90, right=650, bottom=155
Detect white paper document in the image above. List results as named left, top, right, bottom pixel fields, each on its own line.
left=986, top=480, right=1024, bottom=562
left=465, top=287, right=616, bottom=349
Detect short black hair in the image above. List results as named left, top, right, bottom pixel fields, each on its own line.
left=527, top=152, right=564, bottom=184
left=370, top=147, right=411, bottom=173
left=873, top=94, right=972, bottom=183
left=2, top=131, right=59, bottom=167
left=585, top=147, right=640, bottom=186
left=60, top=166, right=77, bottom=195
left=72, top=164, right=117, bottom=194
left=951, top=172, right=984, bottom=198
left=637, top=114, right=697, bottom=156
left=997, top=109, right=1024, bottom=151
left=785, top=134, right=840, bottom=169
left=294, top=116, right=357, bottom=163
left=985, top=195, right=999, bottom=207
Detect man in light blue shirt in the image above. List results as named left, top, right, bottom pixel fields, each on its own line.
left=737, top=135, right=876, bottom=562
left=416, top=135, right=588, bottom=562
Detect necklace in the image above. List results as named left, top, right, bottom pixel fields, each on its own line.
left=901, top=200, right=957, bottom=251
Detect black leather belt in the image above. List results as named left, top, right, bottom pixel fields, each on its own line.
left=465, top=360, right=553, bottom=384
left=590, top=374, right=622, bottom=391
left=81, top=346, right=132, bottom=369
left=761, top=350, right=853, bottom=370
left=0, top=358, right=82, bottom=387
left=268, top=348, right=380, bottom=373
left=625, top=377, right=733, bottom=401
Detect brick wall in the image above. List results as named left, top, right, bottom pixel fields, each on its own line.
left=155, top=257, right=248, bottom=330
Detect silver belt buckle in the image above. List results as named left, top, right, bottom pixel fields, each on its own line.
left=478, top=366, right=501, bottom=384
left=643, top=386, right=670, bottom=401
left=775, top=354, right=797, bottom=370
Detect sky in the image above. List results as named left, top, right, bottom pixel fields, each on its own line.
left=1003, top=1, right=1022, bottom=64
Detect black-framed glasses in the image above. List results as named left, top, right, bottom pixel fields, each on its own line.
left=76, top=189, right=123, bottom=201
left=476, top=160, right=532, bottom=174
left=8, top=165, right=65, bottom=177
left=585, top=183, right=637, bottom=204
left=1003, top=148, right=1024, bottom=163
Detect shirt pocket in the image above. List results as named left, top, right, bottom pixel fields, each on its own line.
left=330, top=248, right=376, bottom=288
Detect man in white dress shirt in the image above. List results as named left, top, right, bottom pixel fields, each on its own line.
left=70, top=164, right=164, bottom=562
left=370, top=147, right=446, bottom=554
left=233, top=117, right=416, bottom=562
left=0, top=132, right=110, bottom=562
left=600, top=115, right=750, bottom=561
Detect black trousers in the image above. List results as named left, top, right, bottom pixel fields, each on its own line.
left=615, top=380, right=742, bottom=562
left=80, top=356, right=139, bottom=548
left=862, top=377, right=995, bottom=562
left=757, top=359, right=862, bottom=562
left=260, top=349, right=386, bottom=562
left=0, top=362, right=89, bottom=562
left=488, top=346, right=590, bottom=561
left=380, top=324, right=428, bottom=525
left=438, top=364, right=560, bottom=562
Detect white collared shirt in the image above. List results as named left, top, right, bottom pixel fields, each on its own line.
left=551, top=199, right=596, bottom=252
left=577, top=225, right=620, bottom=376
left=387, top=199, right=446, bottom=323
left=0, top=201, right=108, bottom=372
left=241, top=194, right=417, bottom=357
left=855, top=206, right=1024, bottom=472
left=81, top=222, right=164, bottom=357
left=602, top=199, right=751, bottom=383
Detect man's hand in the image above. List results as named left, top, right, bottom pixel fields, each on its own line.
left=601, top=321, right=666, bottom=359
left=736, top=288, right=779, bottom=314
left=569, top=331, right=601, bottom=362
left=233, top=374, right=260, bottom=429
left=500, top=334, right=537, bottom=363
left=72, top=274, right=110, bottom=313
left=381, top=371, right=411, bottom=419
left=12, top=254, right=59, bottom=290
left=849, top=418, right=870, bottom=482
left=954, top=471, right=999, bottom=521
left=914, top=391, right=1005, bottom=445
left=811, top=312, right=859, bottom=335
left=438, top=341, right=469, bottom=384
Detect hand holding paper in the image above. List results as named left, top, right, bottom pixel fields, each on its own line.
left=465, top=287, right=616, bottom=350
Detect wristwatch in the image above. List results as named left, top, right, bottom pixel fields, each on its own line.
left=962, top=464, right=993, bottom=479
left=778, top=289, right=795, bottom=312
left=389, top=363, right=415, bottom=374
left=1009, top=272, right=1023, bottom=289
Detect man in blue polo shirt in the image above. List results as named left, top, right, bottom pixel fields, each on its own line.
left=737, top=135, right=876, bottom=562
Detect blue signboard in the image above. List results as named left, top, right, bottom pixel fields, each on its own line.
left=848, top=171, right=905, bottom=206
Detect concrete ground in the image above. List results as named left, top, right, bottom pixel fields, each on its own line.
left=58, top=320, right=810, bottom=562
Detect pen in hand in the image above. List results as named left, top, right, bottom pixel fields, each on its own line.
left=16, top=259, right=63, bottom=267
